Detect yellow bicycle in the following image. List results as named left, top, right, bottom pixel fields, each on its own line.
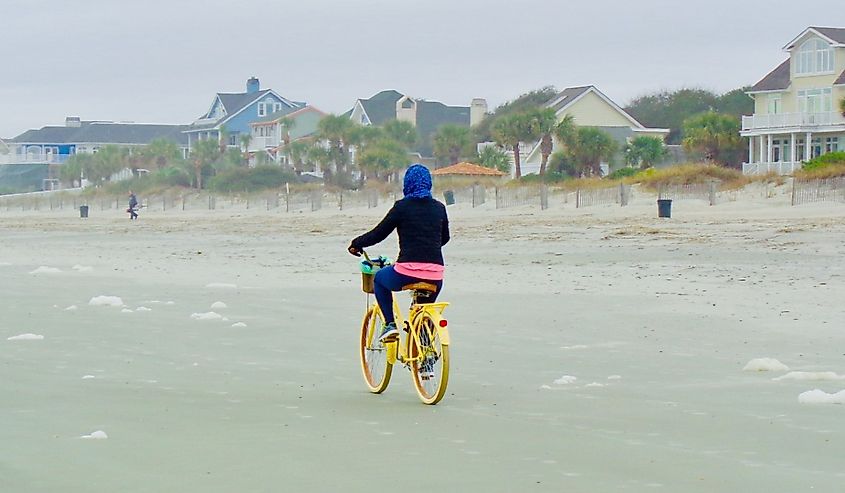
left=358, top=252, right=451, bottom=405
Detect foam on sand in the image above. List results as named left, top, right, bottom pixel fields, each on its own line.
left=0, top=261, right=11, bottom=266
left=774, top=371, right=845, bottom=381
left=82, top=375, right=96, bottom=380
left=89, top=296, right=124, bottom=307
left=65, top=305, right=78, bottom=311
left=231, top=322, right=247, bottom=328
left=7, top=333, right=44, bottom=341
left=211, top=301, right=227, bottom=309
left=80, top=430, right=108, bottom=439
left=798, top=389, right=845, bottom=404
left=554, top=375, right=577, bottom=385
left=743, top=358, right=789, bottom=372
left=135, top=307, right=152, bottom=312
left=29, top=266, right=61, bottom=274
left=121, top=308, right=134, bottom=313
left=72, top=265, right=93, bottom=272
left=191, top=312, right=223, bottom=321
left=205, top=283, right=237, bottom=289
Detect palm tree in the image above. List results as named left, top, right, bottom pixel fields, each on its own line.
left=551, top=114, right=576, bottom=169
left=317, top=114, right=357, bottom=182
left=567, top=127, right=617, bottom=176
left=143, top=138, right=181, bottom=170
left=190, top=139, right=220, bottom=189
left=492, top=113, right=536, bottom=178
left=240, top=134, right=252, bottom=166
left=528, top=108, right=570, bottom=176
left=433, top=124, right=472, bottom=166
left=382, top=120, right=417, bottom=149
left=476, top=146, right=511, bottom=174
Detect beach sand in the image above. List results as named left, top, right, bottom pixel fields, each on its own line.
left=1, top=186, right=844, bottom=492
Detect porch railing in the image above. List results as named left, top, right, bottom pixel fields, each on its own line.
left=741, top=111, right=845, bottom=131
left=742, top=161, right=803, bottom=175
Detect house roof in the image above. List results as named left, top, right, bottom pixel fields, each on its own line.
left=750, top=59, right=791, bottom=92
left=835, top=70, right=845, bottom=86
left=785, top=27, right=845, bottom=49
left=188, top=88, right=303, bottom=132
left=358, top=90, right=404, bottom=125
left=546, top=86, right=592, bottom=112
left=431, top=161, right=505, bottom=176
left=13, top=122, right=190, bottom=146
left=415, top=100, right=471, bottom=157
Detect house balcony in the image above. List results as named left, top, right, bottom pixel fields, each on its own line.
left=248, top=136, right=279, bottom=151
left=741, top=111, right=845, bottom=133
left=0, top=153, right=70, bottom=165
left=742, top=161, right=803, bottom=176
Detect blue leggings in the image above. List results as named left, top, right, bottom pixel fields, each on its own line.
left=374, top=265, right=443, bottom=324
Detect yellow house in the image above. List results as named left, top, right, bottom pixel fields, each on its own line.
left=521, top=85, right=669, bottom=176
left=742, top=27, right=845, bottom=174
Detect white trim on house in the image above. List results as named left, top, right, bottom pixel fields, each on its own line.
left=186, top=90, right=301, bottom=134
left=352, top=100, right=372, bottom=126
left=783, top=27, right=845, bottom=50
left=202, top=95, right=227, bottom=119
left=746, top=88, right=790, bottom=95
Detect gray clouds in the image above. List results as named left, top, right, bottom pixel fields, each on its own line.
left=0, top=0, right=842, bottom=136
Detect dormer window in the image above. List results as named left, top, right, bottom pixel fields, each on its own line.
left=795, top=38, right=834, bottom=75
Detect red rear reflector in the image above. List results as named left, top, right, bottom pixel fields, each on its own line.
left=439, top=319, right=448, bottom=327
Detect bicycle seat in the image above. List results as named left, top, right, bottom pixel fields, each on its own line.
left=401, top=282, right=438, bottom=293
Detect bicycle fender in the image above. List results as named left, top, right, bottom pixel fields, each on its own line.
left=438, top=326, right=451, bottom=346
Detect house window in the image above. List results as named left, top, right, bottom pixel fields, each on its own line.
left=767, top=95, right=782, bottom=114
left=273, top=103, right=282, bottom=113
left=401, top=99, right=414, bottom=109
left=258, top=103, right=266, bottom=117
left=811, top=137, right=823, bottom=158
left=229, top=133, right=238, bottom=146
left=795, top=38, right=834, bottom=75
left=825, top=137, right=839, bottom=153
left=797, top=88, right=832, bottom=115
left=259, top=127, right=265, bottom=137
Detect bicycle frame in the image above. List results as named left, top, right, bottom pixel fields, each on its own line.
left=368, top=295, right=449, bottom=366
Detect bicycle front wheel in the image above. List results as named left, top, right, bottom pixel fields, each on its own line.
left=360, top=305, right=393, bottom=393
left=411, top=313, right=450, bottom=405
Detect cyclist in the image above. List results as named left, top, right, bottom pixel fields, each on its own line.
left=348, top=163, right=450, bottom=341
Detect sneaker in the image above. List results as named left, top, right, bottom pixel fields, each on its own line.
left=419, top=357, right=435, bottom=380
left=378, top=322, right=399, bottom=342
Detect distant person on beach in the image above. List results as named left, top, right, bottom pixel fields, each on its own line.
left=347, top=164, right=450, bottom=341
left=127, top=191, right=138, bottom=220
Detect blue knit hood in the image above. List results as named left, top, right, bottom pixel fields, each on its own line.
left=403, top=164, right=432, bottom=199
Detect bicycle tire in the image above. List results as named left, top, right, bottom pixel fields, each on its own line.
left=360, top=305, right=393, bottom=393
left=411, top=312, right=450, bottom=405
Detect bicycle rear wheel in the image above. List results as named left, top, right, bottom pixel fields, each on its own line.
left=411, top=313, right=449, bottom=405
left=360, top=305, right=393, bottom=393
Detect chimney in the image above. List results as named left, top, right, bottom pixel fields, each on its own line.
left=470, top=98, right=488, bottom=127
left=65, top=116, right=82, bottom=128
left=246, top=77, right=260, bottom=94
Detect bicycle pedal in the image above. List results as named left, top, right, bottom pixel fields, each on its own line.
left=381, top=334, right=399, bottom=343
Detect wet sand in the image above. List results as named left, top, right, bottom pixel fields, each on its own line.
left=2, top=187, right=844, bottom=492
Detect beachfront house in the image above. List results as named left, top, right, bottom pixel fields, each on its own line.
left=347, top=90, right=487, bottom=159
left=517, top=86, right=670, bottom=177
left=741, top=27, right=845, bottom=175
left=1, top=118, right=189, bottom=191
left=247, top=105, right=326, bottom=167
left=185, top=77, right=305, bottom=152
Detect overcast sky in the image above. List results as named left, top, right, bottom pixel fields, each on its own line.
left=1, top=0, right=843, bottom=138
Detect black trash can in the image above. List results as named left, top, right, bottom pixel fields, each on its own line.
left=79, top=205, right=89, bottom=218
left=443, top=190, right=455, bottom=205
left=657, top=199, right=672, bottom=218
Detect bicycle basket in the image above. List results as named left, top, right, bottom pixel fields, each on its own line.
left=360, top=256, right=389, bottom=293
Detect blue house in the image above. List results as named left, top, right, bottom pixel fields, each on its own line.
left=185, top=77, right=304, bottom=150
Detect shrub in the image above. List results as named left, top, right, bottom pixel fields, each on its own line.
left=207, top=166, right=299, bottom=192
left=801, top=151, right=845, bottom=171
left=607, top=167, right=639, bottom=180
left=632, top=163, right=748, bottom=190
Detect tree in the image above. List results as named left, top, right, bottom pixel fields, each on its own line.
left=317, top=114, right=357, bottom=184
left=567, top=127, right=618, bottom=177
left=190, top=139, right=221, bottom=189
left=681, top=111, right=742, bottom=166
left=492, top=113, right=537, bottom=178
left=474, top=86, right=558, bottom=142
left=716, top=87, right=754, bottom=118
left=240, top=134, right=252, bottom=166
left=548, top=150, right=577, bottom=177
left=624, top=136, right=667, bottom=169
left=625, top=88, right=718, bottom=144
left=141, top=138, right=182, bottom=170
left=525, top=108, right=561, bottom=176
left=381, top=120, right=417, bottom=149
left=476, top=146, right=511, bottom=174
left=357, top=139, right=411, bottom=179
left=288, top=140, right=311, bottom=173
left=433, top=124, right=472, bottom=165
